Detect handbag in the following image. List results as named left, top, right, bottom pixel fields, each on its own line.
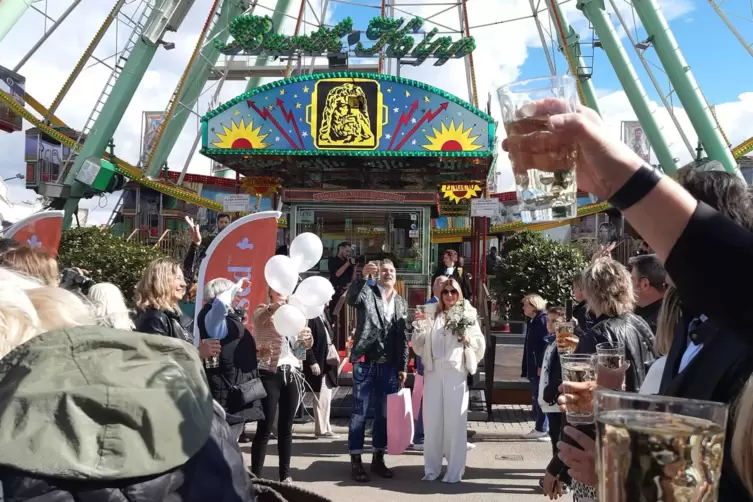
left=324, top=318, right=340, bottom=367
left=463, top=345, right=479, bottom=375
left=222, top=373, right=267, bottom=406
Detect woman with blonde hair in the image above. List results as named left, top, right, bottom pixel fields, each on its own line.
left=521, top=293, right=550, bottom=440
left=0, top=246, right=59, bottom=286
left=88, top=282, right=134, bottom=331
left=0, top=269, right=94, bottom=358
left=411, top=278, right=485, bottom=483
left=134, top=257, right=190, bottom=341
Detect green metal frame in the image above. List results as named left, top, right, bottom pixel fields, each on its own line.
left=631, top=0, right=739, bottom=175
left=578, top=0, right=676, bottom=173
left=144, top=0, right=248, bottom=177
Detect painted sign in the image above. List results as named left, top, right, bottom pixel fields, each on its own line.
left=141, top=112, right=165, bottom=166
left=240, top=176, right=280, bottom=197
left=440, top=182, right=481, bottom=203
left=0, top=65, right=25, bottom=133
left=3, top=211, right=63, bottom=257
left=216, top=15, right=476, bottom=66
left=193, top=211, right=280, bottom=341
left=202, top=73, right=494, bottom=157
left=622, top=121, right=650, bottom=164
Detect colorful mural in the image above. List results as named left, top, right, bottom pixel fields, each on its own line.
left=201, top=73, right=494, bottom=158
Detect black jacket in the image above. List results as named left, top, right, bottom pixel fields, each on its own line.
left=198, top=303, right=264, bottom=425
left=304, top=315, right=338, bottom=392
left=660, top=314, right=753, bottom=502
left=135, top=307, right=193, bottom=344
left=576, top=312, right=655, bottom=392
left=572, top=300, right=596, bottom=337
left=521, top=312, right=548, bottom=379
left=634, top=299, right=662, bottom=335
left=346, top=279, right=409, bottom=372
left=547, top=312, right=654, bottom=480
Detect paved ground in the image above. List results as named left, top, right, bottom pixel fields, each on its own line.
left=243, top=405, right=572, bottom=501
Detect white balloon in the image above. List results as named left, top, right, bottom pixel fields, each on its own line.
left=294, top=276, right=335, bottom=306
left=273, top=304, right=307, bottom=339
left=289, top=295, right=325, bottom=319
left=264, top=255, right=299, bottom=297
left=289, top=232, right=324, bottom=273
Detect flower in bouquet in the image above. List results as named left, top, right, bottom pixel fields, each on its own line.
left=443, top=300, right=476, bottom=344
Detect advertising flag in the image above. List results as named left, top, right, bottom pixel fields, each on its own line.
left=621, top=121, right=651, bottom=164
left=193, top=211, right=280, bottom=340
left=3, top=211, right=64, bottom=257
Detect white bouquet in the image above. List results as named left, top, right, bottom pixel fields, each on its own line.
left=444, top=300, right=476, bottom=344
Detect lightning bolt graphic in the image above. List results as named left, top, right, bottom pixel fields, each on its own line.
left=388, top=100, right=419, bottom=151
left=277, top=98, right=304, bottom=150
left=247, top=100, right=299, bottom=150
left=392, top=102, right=449, bottom=151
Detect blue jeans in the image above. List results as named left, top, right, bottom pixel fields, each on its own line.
left=528, top=376, right=548, bottom=433
left=413, top=356, right=424, bottom=444
left=348, top=361, right=399, bottom=454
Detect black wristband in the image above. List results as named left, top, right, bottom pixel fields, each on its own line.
left=607, top=164, right=663, bottom=211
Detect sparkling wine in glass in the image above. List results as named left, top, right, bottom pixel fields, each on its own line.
left=596, top=390, right=728, bottom=502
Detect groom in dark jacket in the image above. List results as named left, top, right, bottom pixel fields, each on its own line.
left=346, top=259, right=409, bottom=483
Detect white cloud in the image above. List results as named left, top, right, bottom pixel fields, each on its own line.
left=0, top=0, right=748, bottom=225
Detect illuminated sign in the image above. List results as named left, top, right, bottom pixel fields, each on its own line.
left=241, top=176, right=280, bottom=197
left=216, top=15, right=476, bottom=67
left=440, top=182, right=481, bottom=204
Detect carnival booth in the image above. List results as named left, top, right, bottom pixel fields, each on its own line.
left=201, top=71, right=495, bottom=347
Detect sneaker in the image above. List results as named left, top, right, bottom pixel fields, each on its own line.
left=411, top=443, right=424, bottom=451
left=523, top=429, right=549, bottom=440
left=466, top=442, right=476, bottom=451
left=281, top=477, right=293, bottom=485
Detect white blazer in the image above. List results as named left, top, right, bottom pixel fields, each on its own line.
left=412, top=302, right=486, bottom=374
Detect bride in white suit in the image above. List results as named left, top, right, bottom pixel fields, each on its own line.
left=412, top=278, right=486, bottom=483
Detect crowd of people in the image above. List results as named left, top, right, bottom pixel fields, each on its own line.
left=3, top=94, right=753, bottom=501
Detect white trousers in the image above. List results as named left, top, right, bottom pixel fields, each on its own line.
left=422, top=360, right=468, bottom=483
left=313, top=378, right=334, bottom=435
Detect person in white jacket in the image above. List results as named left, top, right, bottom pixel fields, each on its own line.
left=411, top=278, right=486, bottom=484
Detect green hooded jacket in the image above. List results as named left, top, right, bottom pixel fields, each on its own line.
left=0, top=326, right=215, bottom=480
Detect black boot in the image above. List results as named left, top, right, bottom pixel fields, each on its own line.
left=370, top=450, right=393, bottom=478
left=351, top=454, right=370, bottom=483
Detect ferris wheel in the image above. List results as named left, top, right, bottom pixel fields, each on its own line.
left=0, top=0, right=750, bottom=223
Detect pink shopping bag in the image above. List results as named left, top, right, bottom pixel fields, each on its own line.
left=386, top=388, right=414, bottom=455
left=412, top=374, right=424, bottom=418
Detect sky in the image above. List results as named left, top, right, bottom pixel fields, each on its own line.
left=1, top=0, right=752, bottom=225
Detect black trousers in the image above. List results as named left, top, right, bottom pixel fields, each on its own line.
left=251, top=366, right=301, bottom=481
left=546, top=412, right=572, bottom=486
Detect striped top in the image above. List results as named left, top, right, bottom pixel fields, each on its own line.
left=252, top=303, right=313, bottom=371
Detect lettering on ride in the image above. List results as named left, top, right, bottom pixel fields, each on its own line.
left=216, top=15, right=476, bottom=66
left=312, top=190, right=406, bottom=202
left=228, top=266, right=252, bottom=311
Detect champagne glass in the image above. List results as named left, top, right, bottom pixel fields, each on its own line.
left=561, top=353, right=597, bottom=424
left=595, top=390, right=728, bottom=502
left=497, top=75, right=579, bottom=223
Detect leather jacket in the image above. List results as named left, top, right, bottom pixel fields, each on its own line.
left=135, top=307, right=193, bottom=344
left=576, top=312, right=656, bottom=392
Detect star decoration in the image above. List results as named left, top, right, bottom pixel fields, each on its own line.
left=411, top=117, right=416, bottom=123
left=303, top=85, right=310, bottom=93
left=393, top=107, right=399, bottom=113
left=386, top=133, right=392, bottom=139
left=457, top=112, right=462, bottom=116
left=302, top=131, right=308, bottom=137
left=233, top=110, right=240, bottom=116
left=280, top=89, right=285, bottom=95
left=411, top=139, right=417, bottom=145
left=424, top=96, right=430, bottom=103
left=268, top=105, right=274, bottom=110
left=294, top=94, right=298, bottom=98
left=296, top=102, right=302, bottom=109
left=387, top=87, right=392, bottom=93
left=405, top=90, right=411, bottom=97
left=275, top=136, right=281, bottom=142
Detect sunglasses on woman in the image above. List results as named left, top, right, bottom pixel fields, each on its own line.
left=442, top=289, right=459, bottom=296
